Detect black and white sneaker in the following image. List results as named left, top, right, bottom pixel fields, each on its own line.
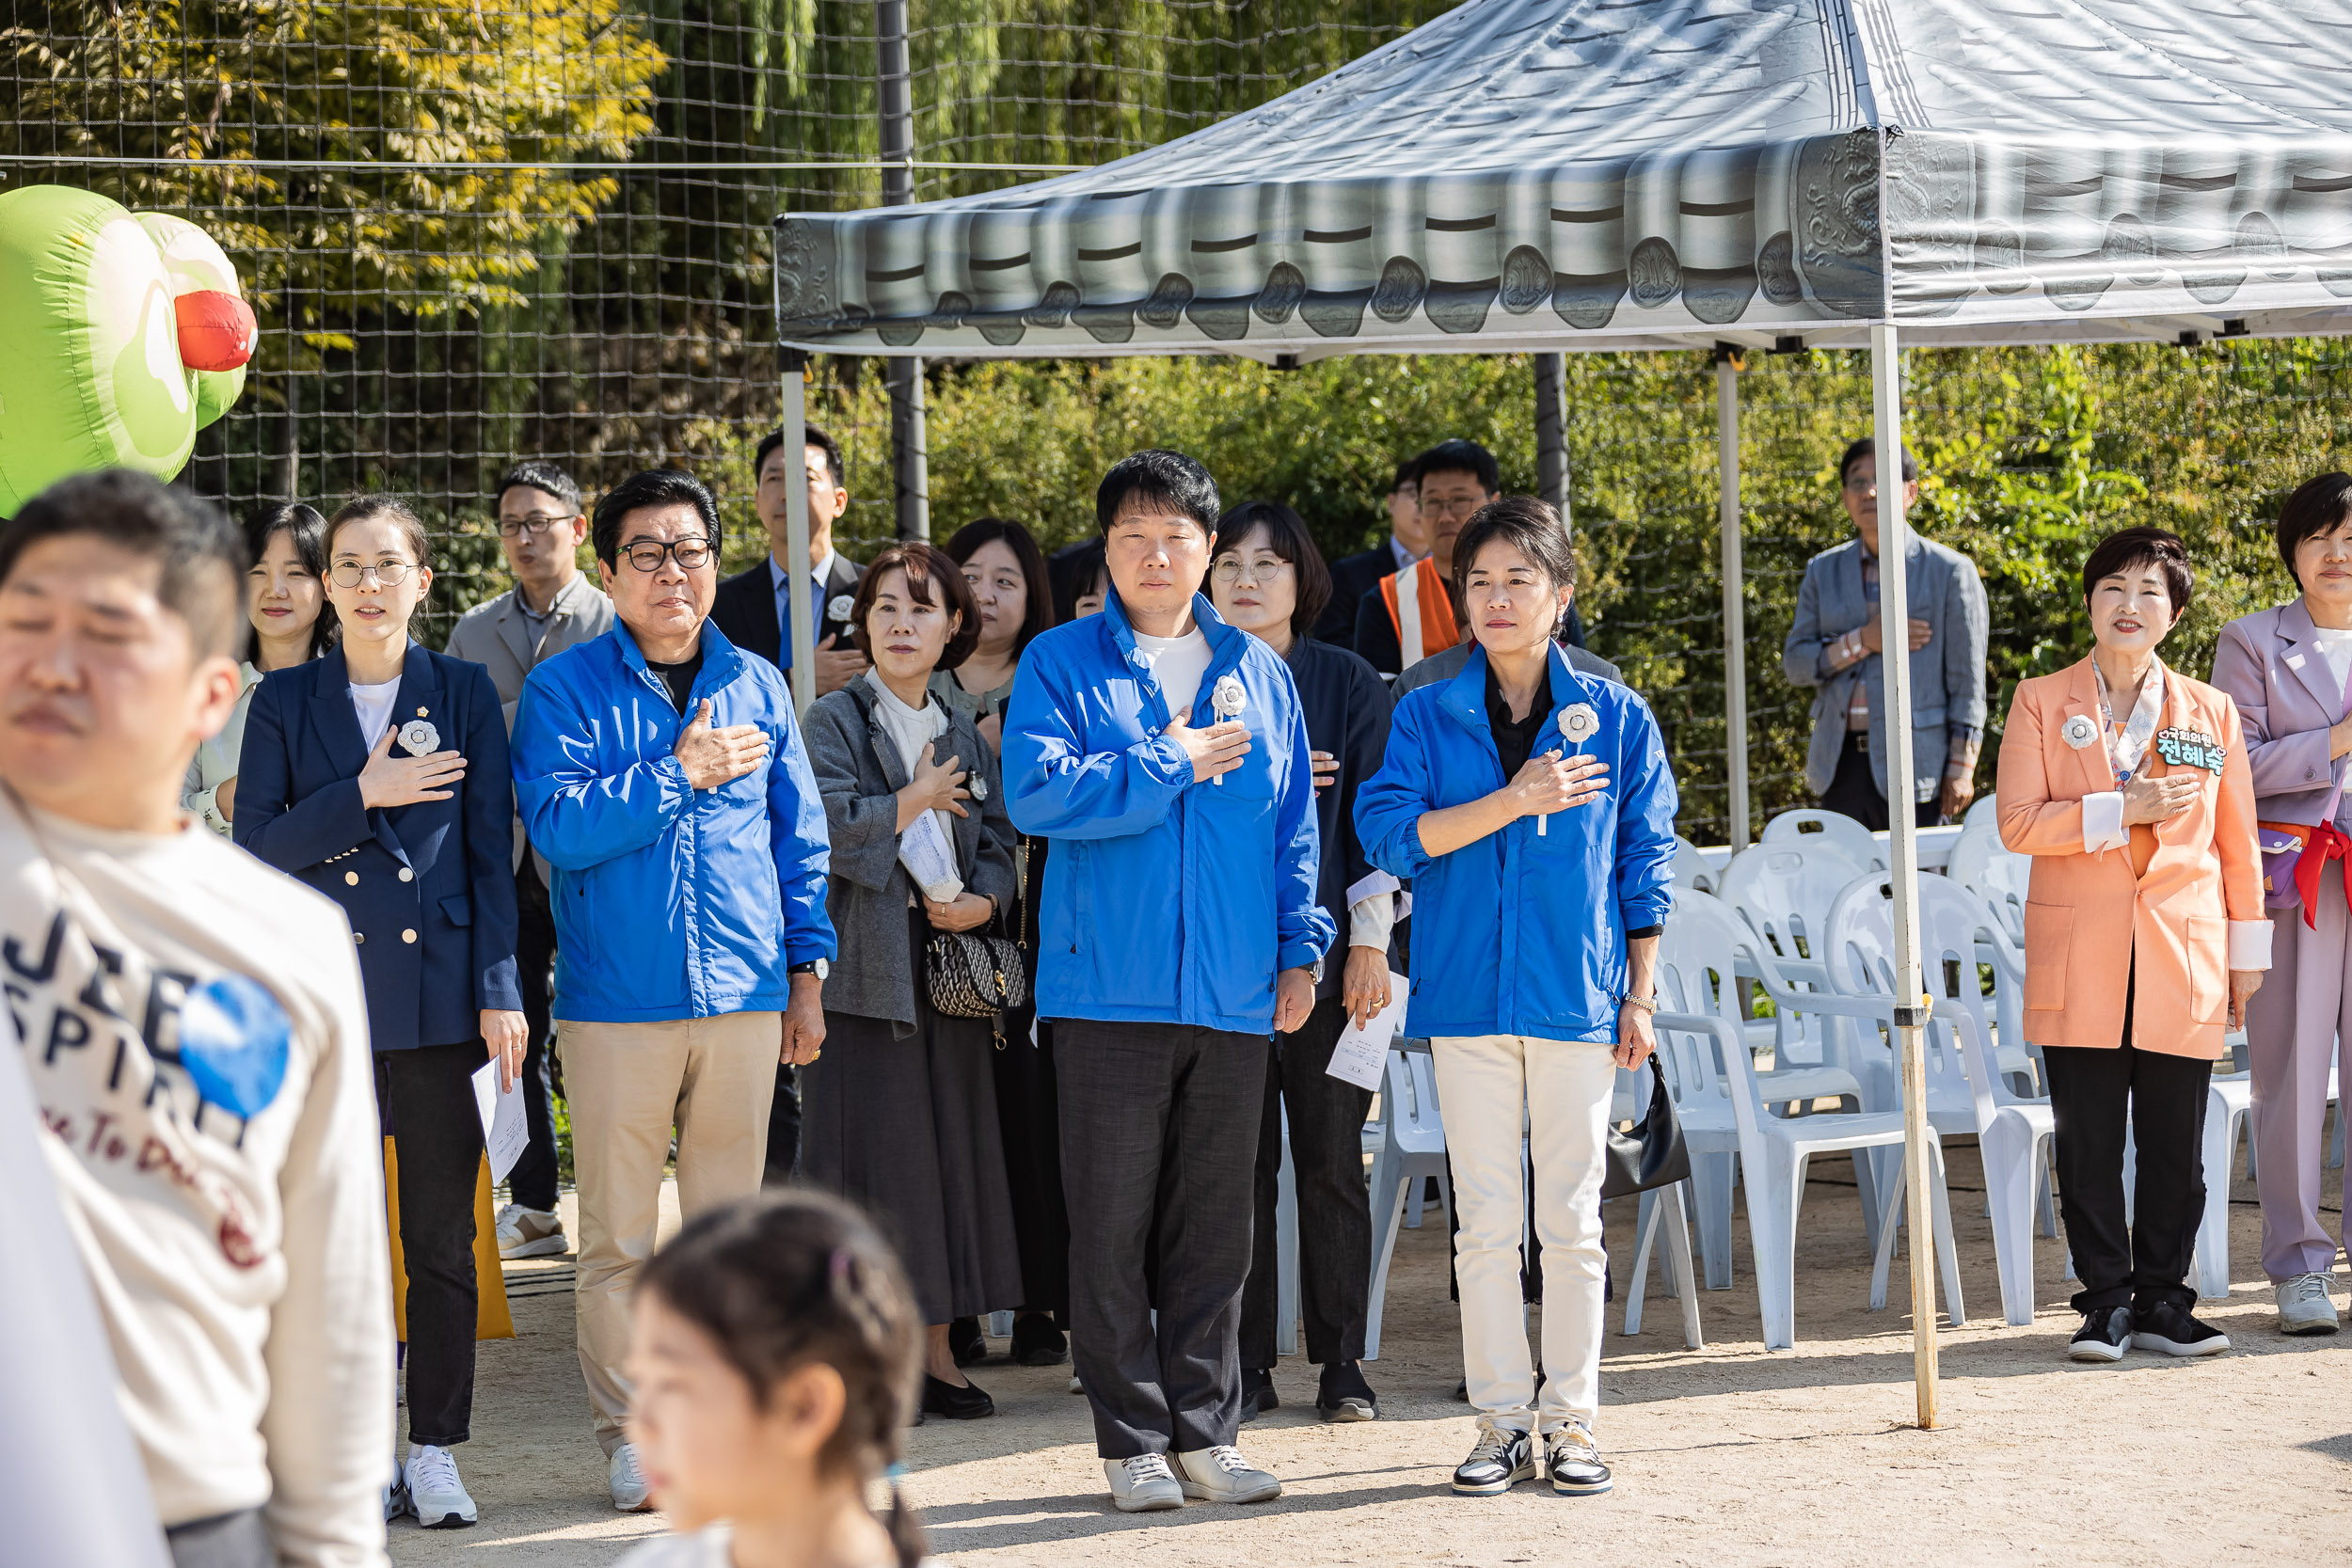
left=1316, top=1360, right=1377, bottom=1423
left=1545, top=1424, right=1613, bottom=1497
left=2131, top=1300, right=2231, bottom=1357
left=1451, top=1425, right=1538, bottom=1496
left=2068, top=1306, right=2134, bottom=1363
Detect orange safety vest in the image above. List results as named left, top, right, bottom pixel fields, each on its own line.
left=1378, top=555, right=1460, bottom=668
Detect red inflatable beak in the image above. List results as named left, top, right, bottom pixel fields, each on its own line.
left=174, top=290, right=260, bottom=373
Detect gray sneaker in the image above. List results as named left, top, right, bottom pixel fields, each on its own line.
left=2277, top=1272, right=2342, bottom=1336
left=1104, top=1453, right=1184, bottom=1513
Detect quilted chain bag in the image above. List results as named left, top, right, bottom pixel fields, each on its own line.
left=925, top=928, right=1028, bottom=1023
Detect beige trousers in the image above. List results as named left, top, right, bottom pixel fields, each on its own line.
left=558, top=1012, right=779, bottom=1453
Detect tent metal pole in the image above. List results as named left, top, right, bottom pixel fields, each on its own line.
left=888, top=361, right=930, bottom=540
left=1715, top=349, right=1748, bottom=849
left=1870, top=323, right=1940, bottom=1429
left=876, top=0, right=929, bottom=540
left=1534, top=352, right=1568, bottom=534
left=782, top=349, right=818, bottom=716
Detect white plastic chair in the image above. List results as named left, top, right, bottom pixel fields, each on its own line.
left=1761, top=807, right=1886, bottom=871
left=2193, top=1069, right=2254, bottom=1300
left=1718, top=838, right=1868, bottom=1075
left=1363, top=1048, right=1452, bottom=1362
left=1946, top=816, right=2031, bottom=947
left=1612, top=1064, right=1704, bottom=1349
left=1963, top=791, right=2001, bottom=832
left=1657, top=898, right=1965, bottom=1348
left=1672, top=833, right=1720, bottom=895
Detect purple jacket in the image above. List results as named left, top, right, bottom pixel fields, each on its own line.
left=2210, top=599, right=2351, bottom=827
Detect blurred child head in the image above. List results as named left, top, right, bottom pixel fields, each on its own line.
left=628, top=1191, right=927, bottom=1566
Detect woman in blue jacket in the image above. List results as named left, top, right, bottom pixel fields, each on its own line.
left=1355, top=496, right=1677, bottom=1501
left=236, top=496, right=524, bottom=1529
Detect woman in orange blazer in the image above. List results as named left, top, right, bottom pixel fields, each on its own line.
left=1997, top=527, right=2267, bottom=1364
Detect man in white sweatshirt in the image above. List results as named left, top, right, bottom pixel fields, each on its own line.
left=0, top=470, right=392, bottom=1568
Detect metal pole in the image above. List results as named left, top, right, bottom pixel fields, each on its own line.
left=1715, top=348, right=1749, bottom=850
left=1534, top=352, right=1568, bottom=532
left=782, top=349, right=817, bottom=716
left=1871, top=322, right=1940, bottom=1429
left=876, top=0, right=929, bottom=541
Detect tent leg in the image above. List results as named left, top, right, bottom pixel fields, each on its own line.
left=1870, top=322, right=1939, bottom=1430
left=1535, top=352, right=1569, bottom=533
left=781, top=349, right=818, bottom=716
left=1715, top=347, right=1748, bottom=850
left=889, top=356, right=930, bottom=541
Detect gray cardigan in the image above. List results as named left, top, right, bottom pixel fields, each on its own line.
left=803, top=680, right=1020, bottom=1034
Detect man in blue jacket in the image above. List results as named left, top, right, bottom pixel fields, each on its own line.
left=1006, top=451, right=1335, bottom=1515
left=510, top=468, right=834, bottom=1514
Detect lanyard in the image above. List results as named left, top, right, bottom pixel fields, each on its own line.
left=2093, top=660, right=2165, bottom=784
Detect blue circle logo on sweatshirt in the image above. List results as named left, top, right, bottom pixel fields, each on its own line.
left=177, top=974, right=293, bottom=1121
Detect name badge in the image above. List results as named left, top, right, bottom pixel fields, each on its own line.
left=2153, top=725, right=2223, bottom=774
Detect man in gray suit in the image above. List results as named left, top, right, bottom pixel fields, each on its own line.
left=1782, top=439, right=1988, bottom=830
left=444, top=459, right=616, bottom=1259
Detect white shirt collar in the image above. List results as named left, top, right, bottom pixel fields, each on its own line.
left=769, top=547, right=834, bottom=591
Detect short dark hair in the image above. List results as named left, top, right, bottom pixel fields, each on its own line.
left=325, top=496, right=430, bottom=572
left=1838, top=437, right=1920, bottom=486
left=1451, top=495, right=1580, bottom=606
left=1216, top=500, right=1331, bottom=639
left=592, top=469, right=720, bottom=569
left=2080, top=526, right=2193, bottom=617
left=941, top=516, right=1056, bottom=656
left=1414, top=439, right=1501, bottom=498
left=1096, top=450, right=1221, bottom=536
left=493, top=460, right=580, bottom=516
left=1048, top=537, right=1108, bottom=626
left=755, top=421, right=846, bottom=492
left=0, top=470, right=247, bottom=659
left=848, top=541, right=980, bottom=672
left=244, top=502, right=338, bottom=664
left=2276, top=473, right=2352, bottom=590
left=1390, top=456, right=1422, bottom=495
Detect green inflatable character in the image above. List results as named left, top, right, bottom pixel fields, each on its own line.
left=0, top=183, right=258, bottom=516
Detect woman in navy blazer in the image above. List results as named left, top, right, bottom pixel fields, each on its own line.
left=235, top=496, right=523, bottom=1528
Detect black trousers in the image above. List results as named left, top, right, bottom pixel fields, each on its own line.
left=765, top=1068, right=803, bottom=1182
left=1057, top=1018, right=1264, bottom=1459
left=2044, top=1020, right=2214, bottom=1316
left=1820, top=730, right=1942, bottom=831
left=509, top=855, right=560, bottom=1214
left=993, top=1008, right=1071, bottom=1316
left=1241, top=999, right=1374, bottom=1368
left=376, top=1040, right=485, bottom=1447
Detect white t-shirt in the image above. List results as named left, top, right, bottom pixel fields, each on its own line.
left=1133, top=627, right=1213, bottom=719
left=4, top=793, right=389, bottom=1564
left=348, top=676, right=401, bottom=751
left=2312, top=626, right=2352, bottom=703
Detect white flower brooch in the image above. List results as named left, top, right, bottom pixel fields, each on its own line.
left=1558, top=703, right=1599, bottom=747
left=827, top=593, right=856, bottom=624
left=2060, top=713, right=2100, bottom=751
left=397, top=719, right=441, bottom=756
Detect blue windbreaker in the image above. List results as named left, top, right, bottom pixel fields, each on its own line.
left=1355, top=642, right=1677, bottom=1041
left=511, top=619, right=835, bottom=1023
left=1005, top=592, right=1335, bottom=1033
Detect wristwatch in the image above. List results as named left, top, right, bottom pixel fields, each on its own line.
left=1618, top=992, right=1658, bottom=1013
left=789, top=958, right=829, bottom=980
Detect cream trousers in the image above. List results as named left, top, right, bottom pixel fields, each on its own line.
left=1431, top=1032, right=1616, bottom=1434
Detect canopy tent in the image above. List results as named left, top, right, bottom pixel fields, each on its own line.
left=771, top=0, right=2352, bottom=1424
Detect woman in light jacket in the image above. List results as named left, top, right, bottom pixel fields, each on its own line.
left=1355, top=497, right=1677, bottom=1499
left=801, top=540, right=1024, bottom=1423
left=2210, top=473, right=2352, bottom=1336
left=1997, top=526, right=2265, bottom=1365
left=183, top=502, right=337, bottom=833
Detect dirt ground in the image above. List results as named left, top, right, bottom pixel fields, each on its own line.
left=389, top=1142, right=2351, bottom=1568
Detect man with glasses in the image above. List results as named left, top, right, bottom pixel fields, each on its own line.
left=510, top=468, right=834, bottom=1513
left=445, top=461, right=613, bottom=1262
left=1783, top=438, right=1989, bottom=829
left=1312, top=455, right=1427, bottom=650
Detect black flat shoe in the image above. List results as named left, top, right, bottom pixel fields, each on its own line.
left=1010, top=1311, right=1069, bottom=1366
left=920, top=1373, right=995, bottom=1419
left=947, top=1316, right=987, bottom=1367
left=1316, top=1360, right=1377, bottom=1422
left=1240, top=1366, right=1277, bottom=1422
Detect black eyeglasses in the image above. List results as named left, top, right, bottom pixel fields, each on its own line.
left=499, top=514, right=575, bottom=539
left=619, top=536, right=715, bottom=573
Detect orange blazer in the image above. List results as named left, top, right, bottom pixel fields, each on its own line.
left=1995, top=657, right=2265, bottom=1059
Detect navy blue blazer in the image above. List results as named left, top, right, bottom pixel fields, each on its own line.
left=234, top=643, right=523, bottom=1052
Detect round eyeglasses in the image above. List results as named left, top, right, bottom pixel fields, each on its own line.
left=330, top=558, right=419, bottom=588
left=1212, top=557, right=1293, bottom=586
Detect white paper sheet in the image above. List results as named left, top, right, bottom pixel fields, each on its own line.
left=1325, top=972, right=1408, bottom=1092
left=471, top=1059, right=530, bottom=1186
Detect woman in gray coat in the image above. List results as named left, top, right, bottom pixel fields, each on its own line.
left=802, top=541, right=1025, bottom=1422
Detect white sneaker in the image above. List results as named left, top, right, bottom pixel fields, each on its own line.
left=609, top=1442, right=654, bottom=1513
left=2277, top=1272, right=2342, bottom=1336
left=1172, top=1445, right=1281, bottom=1504
left=495, top=1202, right=567, bottom=1259
left=1104, top=1453, right=1184, bottom=1513
left=403, top=1444, right=476, bottom=1528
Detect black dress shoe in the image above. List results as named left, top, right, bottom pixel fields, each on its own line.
left=1240, top=1366, right=1277, bottom=1422
left=920, top=1373, right=995, bottom=1419
left=1010, top=1311, right=1069, bottom=1366
left=947, top=1316, right=987, bottom=1367
left=1316, top=1361, right=1377, bottom=1422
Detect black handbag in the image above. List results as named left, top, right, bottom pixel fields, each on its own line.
left=1599, top=1064, right=1691, bottom=1200
left=924, top=927, right=1029, bottom=1025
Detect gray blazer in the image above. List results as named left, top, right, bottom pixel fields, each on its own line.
left=1397, top=638, right=1621, bottom=695
left=1782, top=535, right=1988, bottom=802
left=804, top=681, right=1019, bottom=1034
left=2212, top=598, right=2352, bottom=826
left=443, top=572, right=615, bottom=878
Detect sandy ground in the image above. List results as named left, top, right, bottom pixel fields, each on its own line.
left=389, top=1142, right=2352, bottom=1568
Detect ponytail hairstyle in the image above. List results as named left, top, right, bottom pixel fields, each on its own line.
left=636, top=1191, right=928, bottom=1568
